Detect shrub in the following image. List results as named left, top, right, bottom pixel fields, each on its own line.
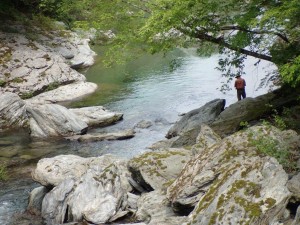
left=20, top=91, right=34, bottom=99
left=251, top=135, right=298, bottom=173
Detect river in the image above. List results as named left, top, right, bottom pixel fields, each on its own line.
left=0, top=48, right=275, bottom=224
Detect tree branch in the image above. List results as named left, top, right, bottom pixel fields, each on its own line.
left=194, top=31, right=273, bottom=62
left=221, top=25, right=289, bottom=43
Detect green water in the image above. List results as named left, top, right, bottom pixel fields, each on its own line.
left=72, top=47, right=187, bottom=107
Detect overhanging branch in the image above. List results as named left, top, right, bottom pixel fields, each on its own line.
left=221, top=25, right=289, bottom=43
left=194, top=31, right=273, bottom=62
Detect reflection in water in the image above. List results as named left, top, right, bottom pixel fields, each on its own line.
left=0, top=48, right=276, bottom=224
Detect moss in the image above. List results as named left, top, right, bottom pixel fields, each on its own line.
left=11, top=77, right=23, bottom=83
left=0, top=79, right=6, bottom=87
left=45, top=81, right=60, bottom=91
left=265, top=198, right=276, bottom=208
left=0, top=163, right=8, bottom=181
left=209, top=212, right=218, bottom=225
left=0, top=46, right=12, bottom=64
left=163, top=179, right=175, bottom=188
left=20, top=91, right=34, bottom=99
left=235, top=196, right=262, bottom=217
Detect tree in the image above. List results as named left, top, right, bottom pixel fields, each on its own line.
left=4, top=0, right=299, bottom=87
left=71, top=0, right=299, bottom=87
left=136, top=0, right=300, bottom=87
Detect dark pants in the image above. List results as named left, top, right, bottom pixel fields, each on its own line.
left=237, top=88, right=246, bottom=101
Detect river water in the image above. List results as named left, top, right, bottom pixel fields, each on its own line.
left=0, top=48, right=275, bottom=224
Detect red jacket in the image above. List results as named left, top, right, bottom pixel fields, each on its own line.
left=235, top=78, right=246, bottom=89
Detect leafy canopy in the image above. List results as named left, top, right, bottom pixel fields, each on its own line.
left=3, top=0, right=300, bottom=87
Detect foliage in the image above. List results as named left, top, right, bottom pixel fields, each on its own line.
left=45, top=81, right=60, bottom=91
left=0, top=164, right=8, bottom=181
left=20, top=91, right=34, bottom=99
left=239, top=121, right=249, bottom=129
left=272, top=110, right=287, bottom=130
left=251, top=134, right=297, bottom=173
left=2, top=0, right=300, bottom=86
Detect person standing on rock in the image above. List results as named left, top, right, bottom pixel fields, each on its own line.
left=234, top=74, right=246, bottom=101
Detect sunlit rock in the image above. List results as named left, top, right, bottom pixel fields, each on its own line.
left=167, top=125, right=296, bottom=224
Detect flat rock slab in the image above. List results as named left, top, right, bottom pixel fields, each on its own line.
left=26, top=82, right=98, bottom=104
left=70, top=106, right=123, bottom=127
left=66, top=129, right=135, bottom=142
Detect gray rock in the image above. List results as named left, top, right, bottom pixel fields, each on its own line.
left=37, top=154, right=132, bottom=224
left=167, top=125, right=293, bottom=224
left=27, top=186, right=49, bottom=215
left=0, top=92, right=28, bottom=130
left=0, top=146, right=19, bottom=158
left=134, top=120, right=152, bottom=129
left=191, top=124, right=221, bottom=155
left=135, top=190, right=187, bottom=225
left=287, top=173, right=300, bottom=197
left=0, top=29, right=95, bottom=97
left=128, top=148, right=192, bottom=191
left=57, top=47, right=74, bottom=59
left=26, top=82, right=98, bottom=104
left=66, top=129, right=135, bottom=142
left=27, top=103, right=88, bottom=138
left=211, top=87, right=300, bottom=137
left=70, top=106, right=123, bottom=127
left=42, top=178, right=75, bottom=225
left=166, top=99, right=225, bottom=147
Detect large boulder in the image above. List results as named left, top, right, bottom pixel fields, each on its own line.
left=0, top=27, right=96, bottom=97
left=32, top=154, right=123, bottom=186
left=211, top=86, right=300, bottom=137
left=166, top=99, right=225, bottom=138
left=128, top=148, right=192, bottom=191
left=0, top=92, right=125, bottom=138
left=33, top=154, right=132, bottom=224
left=0, top=31, right=86, bottom=96
left=167, top=125, right=298, bottom=224
left=27, top=103, right=88, bottom=138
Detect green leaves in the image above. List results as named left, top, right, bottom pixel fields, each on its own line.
left=279, top=55, right=300, bottom=86
left=4, top=0, right=300, bottom=87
